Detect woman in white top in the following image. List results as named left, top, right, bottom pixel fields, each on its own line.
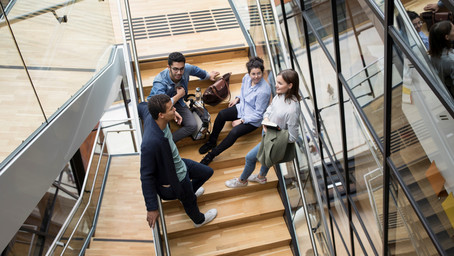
left=226, top=69, right=301, bottom=188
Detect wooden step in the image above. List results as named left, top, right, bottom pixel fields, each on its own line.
left=164, top=188, right=285, bottom=239
left=139, top=46, right=249, bottom=70
left=174, top=121, right=262, bottom=152
left=140, top=54, right=249, bottom=88
left=178, top=131, right=263, bottom=169
left=85, top=240, right=154, bottom=256
left=168, top=216, right=291, bottom=256
left=247, top=245, right=294, bottom=256
left=162, top=165, right=278, bottom=207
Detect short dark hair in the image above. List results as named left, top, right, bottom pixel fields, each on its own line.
left=168, top=52, right=186, bottom=66
left=278, top=69, right=301, bottom=101
left=429, top=21, right=453, bottom=58
left=148, top=94, right=171, bottom=120
left=246, top=56, right=265, bottom=73
left=406, top=10, right=419, bottom=21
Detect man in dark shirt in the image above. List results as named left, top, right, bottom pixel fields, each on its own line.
left=139, top=94, right=217, bottom=228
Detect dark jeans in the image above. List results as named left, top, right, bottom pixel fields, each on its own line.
left=158, top=158, right=213, bottom=224
left=209, top=106, right=257, bottom=156
left=173, top=103, right=197, bottom=142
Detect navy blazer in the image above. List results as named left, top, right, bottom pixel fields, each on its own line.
left=138, top=102, right=184, bottom=211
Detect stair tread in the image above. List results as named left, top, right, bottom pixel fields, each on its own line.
left=168, top=216, right=291, bottom=256
left=141, top=56, right=249, bottom=87
left=179, top=131, right=263, bottom=169
left=247, top=245, right=294, bottom=256
left=85, top=241, right=155, bottom=256
left=163, top=165, right=278, bottom=207
left=164, top=188, right=284, bottom=236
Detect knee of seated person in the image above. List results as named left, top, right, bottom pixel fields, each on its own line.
left=228, top=128, right=242, bottom=138
left=187, top=123, right=198, bottom=133
left=245, top=151, right=256, bottom=162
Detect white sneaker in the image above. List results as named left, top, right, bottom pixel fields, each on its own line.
left=195, top=187, right=204, bottom=198
left=225, top=178, right=248, bottom=188
left=247, top=174, right=267, bottom=184
left=194, top=209, right=217, bottom=228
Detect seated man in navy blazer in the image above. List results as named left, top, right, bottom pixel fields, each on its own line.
left=139, top=94, right=217, bottom=228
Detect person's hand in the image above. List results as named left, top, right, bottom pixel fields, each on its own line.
left=209, top=71, right=220, bottom=81
left=228, top=97, right=240, bottom=107
left=147, top=210, right=159, bottom=229
left=174, top=111, right=182, bottom=125
left=262, top=125, right=267, bottom=133
left=175, top=86, right=186, bottom=100
left=232, top=119, right=242, bottom=127
left=424, top=3, right=439, bottom=12
left=262, top=117, right=269, bottom=133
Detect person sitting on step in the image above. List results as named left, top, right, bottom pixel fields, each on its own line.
left=147, top=52, right=219, bottom=143
left=225, top=69, right=301, bottom=188
left=199, top=56, right=272, bottom=165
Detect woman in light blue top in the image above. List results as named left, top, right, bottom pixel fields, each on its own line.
left=225, top=69, right=301, bottom=188
left=199, top=57, right=271, bottom=165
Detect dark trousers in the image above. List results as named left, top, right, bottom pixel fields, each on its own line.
left=209, top=106, right=257, bottom=156
left=158, top=158, right=213, bottom=224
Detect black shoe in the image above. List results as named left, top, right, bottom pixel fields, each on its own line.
left=199, top=142, right=216, bottom=154
left=200, top=153, right=215, bottom=165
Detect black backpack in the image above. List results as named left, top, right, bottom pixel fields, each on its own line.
left=185, top=94, right=211, bottom=140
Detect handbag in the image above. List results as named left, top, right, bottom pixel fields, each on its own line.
left=420, top=11, right=453, bottom=30
left=202, top=72, right=231, bottom=106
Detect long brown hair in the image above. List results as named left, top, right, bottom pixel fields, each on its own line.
left=278, top=69, right=301, bottom=101
left=429, top=21, right=453, bottom=58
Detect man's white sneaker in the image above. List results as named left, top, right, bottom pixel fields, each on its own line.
left=194, top=209, right=217, bottom=228
left=247, top=174, right=267, bottom=184
left=225, top=178, right=248, bottom=188
left=195, top=187, right=204, bottom=198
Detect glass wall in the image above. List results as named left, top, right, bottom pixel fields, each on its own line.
left=0, top=0, right=117, bottom=166
left=268, top=0, right=454, bottom=255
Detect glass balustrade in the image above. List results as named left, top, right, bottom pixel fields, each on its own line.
left=0, top=0, right=117, bottom=166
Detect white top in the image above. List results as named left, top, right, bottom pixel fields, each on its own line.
left=263, top=94, right=300, bottom=142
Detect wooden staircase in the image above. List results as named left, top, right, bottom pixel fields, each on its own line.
left=140, top=47, right=294, bottom=255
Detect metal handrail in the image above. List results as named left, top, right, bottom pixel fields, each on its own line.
left=46, top=124, right=137, bottom=255
left=62, top=128, right=135, bottom=255
left=117, top=0, right=169, bottom=253
left=256, top=0, right=278, bottom=82
left=45, top=125, right=102, bottom=256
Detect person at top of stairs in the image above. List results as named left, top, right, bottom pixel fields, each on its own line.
left=199, top=56, right=271, bottom=165
left=139, top=94, right=217, bottom=229
left=225, top=69, right=301, bottom=188
left=147, top=52, right=219, bottom=142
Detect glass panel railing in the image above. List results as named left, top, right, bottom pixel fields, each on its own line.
left=4, top=0, right=115, bottom=118
left=346, top=58, right=403, bottom=139
left=0, top=4, right=46, bottom=164
left=285, top=130, right=331, bottom=255
left=259, top=0, right=289, bottom=76
left=230, top=0, right=293, bottom=87
left=388, top=172, right=439, bottom=255
left=393, top=0, right=452, bottom=96
left=48, top=124, right=140, bottom=256
left=0, top=0, right=117, bottom=167
left=49, top=126, right=107, bottom=255
left=302, top=0, right=335, bottom=59
left=338, top=0, right=385, bottom=80
left=387, top=54, right=454, bottom=254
